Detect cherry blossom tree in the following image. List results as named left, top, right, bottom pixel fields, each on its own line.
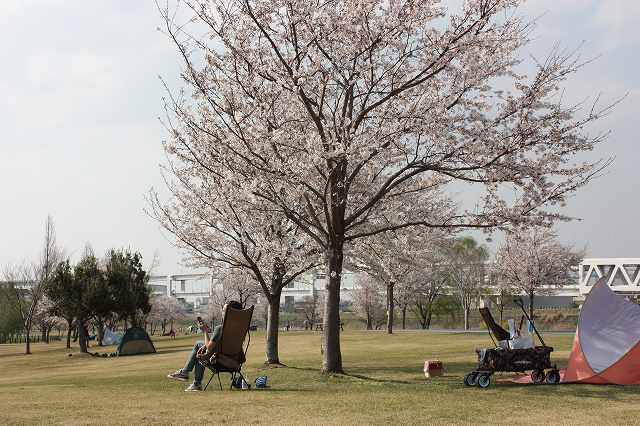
left=352, top=275, right=386, bottom=331
left=350, top=234, right=413, bottom=334
left=350, top=225, right=449, bottom=333
left=148, top=295, right=186, bottom=335
left=494, top=226, right=583, bottom=321
left=158, top=0, right=614, bottom=372
left=211, top=268, right=262, bottom=309
left=149, top=177, right=319, bottom=365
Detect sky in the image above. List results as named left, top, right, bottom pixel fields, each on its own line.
left=1, top=1, right=638, bottom=275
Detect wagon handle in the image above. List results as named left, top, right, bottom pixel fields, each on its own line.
left=513, top=297, right=546, bottom=347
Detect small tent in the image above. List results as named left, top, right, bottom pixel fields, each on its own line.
left=563, top=278, right=640, bottom=384
left=116, top=327, right=156, bottom=356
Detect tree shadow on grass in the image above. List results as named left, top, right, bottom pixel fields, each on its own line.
left=285, top=365, right=422, bottom=385
left=283, top=366, right=319, bottom=373
left=341, top=372, right=413, bottom=385
left=155, top=347, right=195, bottom=356
left=246, top=388, right=315, bottom=392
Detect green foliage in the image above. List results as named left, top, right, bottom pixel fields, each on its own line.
left=0, top=284, right=23, bottom=340
left=47, top=260, right=80, bottom=322
left=451, top=236, right=490, bottom=261
left=104, top=249, right=151, bottom=327
left=46, top=248, right=151, bottom=339
left=431, top=295, right=460, bottom=319
left=75, top=253, right=112, bottom=322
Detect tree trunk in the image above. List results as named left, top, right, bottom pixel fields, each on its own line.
left=463, top=306, right=470, bottom=331
left=322, top=247, right=343, bottom=374
left=265, top=293, right=282, bottom=365
left=418, top=312, right=427, bottom=329
left=25, top=324, right=31, bottom=355
left=97, top=322, right=105, bottom=346
left=529, top=290, right=535, bottom=324
left=66, top=320, right=72, bottom=349
left=401, top=305, right=407, bottom=330
left=426, top=311, right=432, bottom=329
left=78, top=322, right=88, bottom=353
left=386, top=282, right=394, bottom=334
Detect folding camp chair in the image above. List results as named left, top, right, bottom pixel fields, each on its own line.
left=200, top=304, right=254, bottom=391
left=478, top=307, right=510, bottom=344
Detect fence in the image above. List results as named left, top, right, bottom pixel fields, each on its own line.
left=0, top=334, right=62, bottom=345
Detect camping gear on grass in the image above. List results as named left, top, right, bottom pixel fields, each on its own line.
left=102, top=327, right=123, bottom=346
left=423, top=360, right=443, bottom=378
left=563, top=277, right=640, bottom=384
left=464, top=299, right=558, bottom=389
left=199, top=304, right=254, bottom=391
left=255, top=376, right=268, bottom=389
left=116, top=327, right=156, bottom=356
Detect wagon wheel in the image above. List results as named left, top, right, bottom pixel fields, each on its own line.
left=477, top=374, right=491, bottom=389
left=464, top=373, right=478, bottom=386
left=530, top=369, right=545, bottom=384
left=545, top=369, right=561, bottom=385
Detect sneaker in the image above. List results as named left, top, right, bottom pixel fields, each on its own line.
left=167, top=370, right=189, bottom=381
left=185, top=383, right=202, bottom=392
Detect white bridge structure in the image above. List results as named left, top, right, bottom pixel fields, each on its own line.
left=578, top=258, right=640, bottom=296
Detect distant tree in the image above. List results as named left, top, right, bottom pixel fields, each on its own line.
left=411, top=265, right=449, bottom=330
left=34, top=296, right=59, bottom=344
left=446, top=237, right=489, bottom=330
left=494, top=227, right=583, bottom=321
left=3, top=216, right=62, bottom=354
left=104, top=249, right=151, bottom=329
left=352, top=276, right=386, bottom=330
left=47, top=248, right=152, bottom=352
left=73, top=253, right=104, bottom=353
left=431, top=295, right=461, bottom=327
left=148, top=295, right=186, bottom=335
left=351, top=228, right=449, bottom=334
left=351, top=233, right=413, bottom=335
left=300, top=293, right=323, bottom=330
left=0, top=283, right=23, bottom=343
left=47, top=260, right=79, bottom=348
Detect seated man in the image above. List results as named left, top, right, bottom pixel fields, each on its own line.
left=167, top=301, right=242, bottom=392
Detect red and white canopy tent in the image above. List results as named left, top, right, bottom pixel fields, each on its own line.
left=563, top=278, right=640, bottom=384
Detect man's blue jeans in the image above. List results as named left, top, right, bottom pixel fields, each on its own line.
left=182, top=341, right=205, bottom=385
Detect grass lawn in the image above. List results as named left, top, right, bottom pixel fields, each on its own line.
left=1, top=330, right=640, bottom=425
